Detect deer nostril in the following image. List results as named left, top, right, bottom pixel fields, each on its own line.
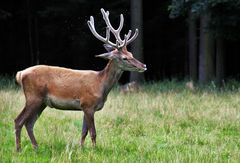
left=143, top=64, right=147, bottom=71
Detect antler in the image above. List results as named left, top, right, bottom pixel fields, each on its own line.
left=87, top=8, right=139, bottom=49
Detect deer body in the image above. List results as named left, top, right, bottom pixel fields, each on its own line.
left=14, top=8, right=146, bottom=151
left=17, top=61, right=122, bottom=112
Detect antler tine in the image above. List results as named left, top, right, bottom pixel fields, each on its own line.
left=117, top=14, right=124, bottom=34
left=101, top=8, right=124, bottom=46
left=106, top=26, right=110, bottom=42
left=87, top=15, right=116, bottom=48
left=126, top=28, right=139, bottom=46
left=119, top=30, right=132, bottom=48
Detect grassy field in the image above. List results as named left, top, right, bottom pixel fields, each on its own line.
left=0, top=77, right=240, bottom=162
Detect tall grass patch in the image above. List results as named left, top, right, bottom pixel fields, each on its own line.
left=0, top=77, right=240, bottom=162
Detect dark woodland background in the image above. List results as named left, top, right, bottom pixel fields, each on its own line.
left=0, top=0, right=240, bottom=84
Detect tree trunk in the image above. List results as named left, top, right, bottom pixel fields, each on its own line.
left=188, top=11, right=198, bottom=81
left=216, top=38, right=225, bottom=86
left=130, top=0, right=145, bottom=82
left=26, top=0, right=34, bottom=65
left=199, top=13, right=215, bottom=84
left=34, top=17, right=40, bottom=64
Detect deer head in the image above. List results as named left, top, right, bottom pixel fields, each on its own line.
left=87, top=8, right=147, bottom=72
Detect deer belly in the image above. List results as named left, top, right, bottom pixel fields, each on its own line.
left=45, top=95, right=82, bottom=110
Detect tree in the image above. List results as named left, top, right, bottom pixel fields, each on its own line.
left=130, top=0, right=145, bottom=82
left=216, top=38, right=225, bottom=85
left=26, top=0, right=34, bottom=65
left=188, top=11, right=197, bottom=81
left=199, top=12, right=215, bottom=83
left=169, top=0, right=240, bottom=84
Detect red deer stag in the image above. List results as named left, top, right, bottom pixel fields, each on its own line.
left=14, top=8, right=146, bottom=151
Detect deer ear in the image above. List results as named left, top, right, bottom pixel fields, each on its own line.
left=103, top=44, right=115, bottom=52
left=95, top=52, right=114, bottom=60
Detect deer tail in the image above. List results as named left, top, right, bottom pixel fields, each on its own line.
left=15, top=71, right=22, bottom=86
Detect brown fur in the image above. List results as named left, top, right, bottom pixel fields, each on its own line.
left=20, top=66, right=102, bottom=108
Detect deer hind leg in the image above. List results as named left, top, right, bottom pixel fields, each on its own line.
left=25, top=104, right=46, bottom=150
left=14, top=99, right=44, bottom=151
left=14, top=107, right=27, bottom=152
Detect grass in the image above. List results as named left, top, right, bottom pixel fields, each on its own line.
left=0, top=77, right=240, bottom=162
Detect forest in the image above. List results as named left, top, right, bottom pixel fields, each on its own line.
left=0, top=0, right=240, bottom=84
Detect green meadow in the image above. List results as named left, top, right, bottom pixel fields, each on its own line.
left=0, top=77, right=240, bottom=162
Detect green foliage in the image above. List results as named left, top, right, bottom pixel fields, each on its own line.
left=168, top=0, right=186, bottom=18
left=210, top=2, right=240, bottom=40
left=1, top=78, right=240, bottom=162
left=169, top=0, right=239, bottom=18
left=169, top=0, right=240, bottom=39
left=0, top=9, right=12, bottom=19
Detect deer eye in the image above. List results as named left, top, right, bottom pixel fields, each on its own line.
left=122, top=57, right=127, bottom=60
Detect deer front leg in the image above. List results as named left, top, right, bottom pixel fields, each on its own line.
left=84, top=110, right=96, bottom=147
left=80, top=115, right=88, bottom=147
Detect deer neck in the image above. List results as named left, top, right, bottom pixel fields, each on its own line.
left=99, top=60, right=123, bottom=96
